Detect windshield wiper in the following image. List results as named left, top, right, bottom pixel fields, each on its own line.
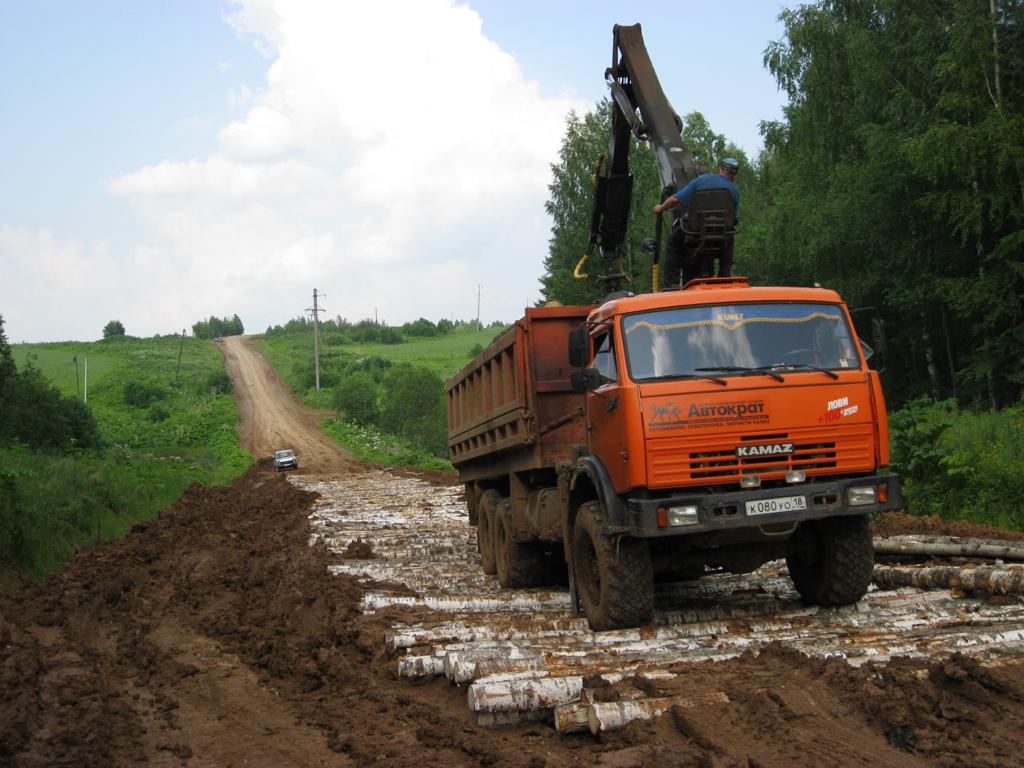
left=696, top=366, right=785, bottom=382
left=646, top=372, right=728, bottom=386
left=767, top=362, right=840, bottom=380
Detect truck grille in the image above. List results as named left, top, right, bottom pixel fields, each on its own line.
left=647, top=425, right=874, bottom=487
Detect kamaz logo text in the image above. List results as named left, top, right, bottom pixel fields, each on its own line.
left=736, top=442, right=795, bottom=457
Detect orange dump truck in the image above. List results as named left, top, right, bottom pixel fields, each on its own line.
left=447, top=277, right=901, bottom=630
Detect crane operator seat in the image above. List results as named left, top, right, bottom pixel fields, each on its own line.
left=679, top=187, right=737, bottom=279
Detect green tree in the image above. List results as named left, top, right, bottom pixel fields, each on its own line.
left=541, top=100, right=759, bottom=304
left=379, top=364, right=446, bottom=456
left=402, top=318, right=438, bottom=337
left=540, top=100, right=660, bottom=305
left=333, top=371, right=380, bottom=425
left=751, top=0, right=1023, bottom=407
left=1, top=356, right=100, bottom=451
left=0, top=315, right=19, bottom=444
left=192, top=314, right=245, bottom=339
left=102, top=320, right=126, bottom=339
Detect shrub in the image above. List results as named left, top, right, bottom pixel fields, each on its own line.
left=206, top=370, right=233, bottom=394
left=148, top=403, right=171, bottom=422
left=355, top=356, right=392, bottom=382
left=379, top=327, right=404, bottom=344
left=402, top=318, right=438, bottom=337
left=890, top=398, right=1024, bottom=530
left=333, top=372, right=380, bottom=425
left=379, top=364, right=446, bottom=456
left=0, top=347, right=101, bottom=451
left=123, top=381, right=167, bottom=408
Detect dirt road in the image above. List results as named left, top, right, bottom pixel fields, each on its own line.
left=3, top=340, right=1024, bottom=767
left=221, top=335, right=358, bottom=473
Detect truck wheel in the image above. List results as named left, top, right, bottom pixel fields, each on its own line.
left=786, top=515, right=873, bottom=606
left=478, top=490, right=501, bottom=575
left=465, top=484, right=479, bottom=526
left=494, top=500, right=552, bottom=588
left=572, top=501, right=653, bottom=631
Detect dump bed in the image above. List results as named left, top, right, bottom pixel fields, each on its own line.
left=447, top=306, right=591, bottom=478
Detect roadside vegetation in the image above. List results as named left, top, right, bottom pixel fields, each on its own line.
left=1, top=318, right=249, bottom=578
left=259, top=317, right=505, bottom=469
left=890, top=400, right=1024, bottom=531
left=541, top=1, right=1023, bottom=531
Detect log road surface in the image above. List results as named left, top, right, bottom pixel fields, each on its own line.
left=2, top=336, right=1024, bottom=767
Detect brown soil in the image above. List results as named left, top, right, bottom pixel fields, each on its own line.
left=3, top=340, right=1024, bottom=767
left=873, top=510, right=1024, bottom=541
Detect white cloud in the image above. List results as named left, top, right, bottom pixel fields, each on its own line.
left=0, top=227, right=123, bottom=341
left=108, top=157, right=331, bottom=199
left=8, top=1, right=583, bottom=342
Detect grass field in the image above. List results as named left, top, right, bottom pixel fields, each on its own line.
left=12, top=343, right=117, bottom=395
left=258, top=324, right=505, bottom=468
left=344, top=327, right=506, bottom=378
left=4, top=334, right=250, bottom=578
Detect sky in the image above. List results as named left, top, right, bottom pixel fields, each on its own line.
left=0, top=0, right=796, bottom=343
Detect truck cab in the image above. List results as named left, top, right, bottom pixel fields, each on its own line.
left=578, top=277, right=895, bottom=524
left=565, top=277, right=901, bottom=627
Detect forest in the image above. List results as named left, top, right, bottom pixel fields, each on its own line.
left=542, top=0, right=1023, bottom=527
left=545, top=0, right=1021, bottom=409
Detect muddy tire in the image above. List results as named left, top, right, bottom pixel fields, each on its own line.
left=572, top=501, right=653, bottom=631
left=786, top=515, right=874, bottom=606
left=494, top=500, right=546, bottom=588
left=478, top=490, right=501, bottom=575
left=465, top=484, right=479, bottom=526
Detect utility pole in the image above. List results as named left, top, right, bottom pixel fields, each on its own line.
left=84, top=355, right=88, bottom=403
left=175, top=328, right=186, bottom=382
left=477, top=284, right=482, bottom=330
left=307, top=289, right=326, bottom=390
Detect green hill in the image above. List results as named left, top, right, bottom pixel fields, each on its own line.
left=258, top=322, right=506, bottom=469
left=4, top=334, right=249, bottom=578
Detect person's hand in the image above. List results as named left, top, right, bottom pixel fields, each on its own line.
left=653, top=203, right=663, bottom=214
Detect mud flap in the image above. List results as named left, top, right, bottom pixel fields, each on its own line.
left=567, top=559, right=582, bottom=615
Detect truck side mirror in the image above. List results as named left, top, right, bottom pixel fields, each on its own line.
left=568, top=328, right=589, bottom=368
left=570, top=368, right=603, bottom=393
left=850, top=306, right=887, bottom=372
left=871, top=317, right=887, bottom=356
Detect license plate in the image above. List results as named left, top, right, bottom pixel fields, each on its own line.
left=745, top=494, right=807, bottom=516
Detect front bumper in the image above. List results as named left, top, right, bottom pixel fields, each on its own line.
left=624, top=473, right=901, bottom=538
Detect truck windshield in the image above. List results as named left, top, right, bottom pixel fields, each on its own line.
left=622, top=302, right=860, bottom=381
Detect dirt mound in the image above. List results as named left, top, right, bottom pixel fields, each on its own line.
left=874, top=510, right=1024, bottom=541
left=4, top=464, right=1024, bottom=767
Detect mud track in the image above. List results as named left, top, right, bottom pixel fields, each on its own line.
left=2, top=338, right=1024, bottom=767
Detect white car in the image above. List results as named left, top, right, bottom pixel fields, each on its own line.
left=273, top=449, right=298, bottom=472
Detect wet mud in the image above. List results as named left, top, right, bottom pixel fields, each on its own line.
left=3, top=465, right=1024, bottom=767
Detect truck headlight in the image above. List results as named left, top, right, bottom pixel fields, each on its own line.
left=666, top=505, right=700, bottom=526
left=847, top=486, right=876, bottom=506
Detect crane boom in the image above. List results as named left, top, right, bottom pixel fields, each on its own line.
left=587, top=23, right=699, bottom=292
left=608, top=24, right=698, bottom=196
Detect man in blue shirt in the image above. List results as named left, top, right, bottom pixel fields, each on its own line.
left=654, top=158, right=740, bottom=286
